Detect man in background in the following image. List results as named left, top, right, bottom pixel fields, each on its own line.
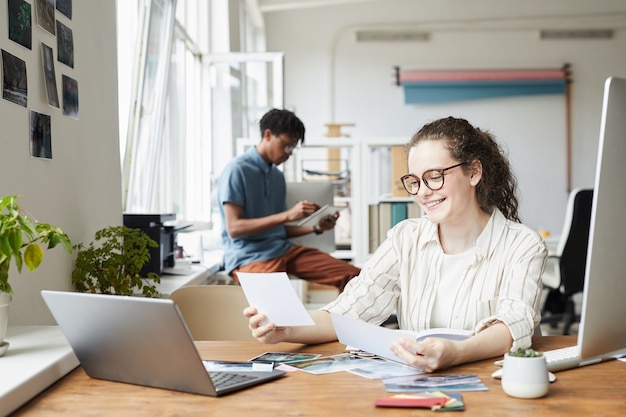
left=217, top=108, right=360, bottom=290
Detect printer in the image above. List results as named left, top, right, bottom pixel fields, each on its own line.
left=122, top=213, right=177, bottom=276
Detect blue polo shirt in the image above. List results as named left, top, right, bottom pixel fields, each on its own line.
left=217, top=147, right=293, bottom=273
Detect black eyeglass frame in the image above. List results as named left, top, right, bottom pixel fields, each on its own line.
left=400, top=162, right=467, bottom=195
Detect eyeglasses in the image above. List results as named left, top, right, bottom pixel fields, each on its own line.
left=276, top=136, right=300, bottom=153
left=400, top=162, right=466, bottom=195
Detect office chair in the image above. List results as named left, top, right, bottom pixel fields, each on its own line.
left=169, top=285, right=255, bottom=341
left=285, top=182, right=340, bottom=304
left=541, top=188, right=593, bottom=335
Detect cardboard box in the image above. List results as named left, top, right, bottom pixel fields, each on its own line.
left=391, top=146, right=408, bottom=197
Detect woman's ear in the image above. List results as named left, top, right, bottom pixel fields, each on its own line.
left=469, top=160, right=483, bottom=186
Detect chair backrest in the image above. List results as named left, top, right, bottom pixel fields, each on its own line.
left=285, top=182, right=336, bottom=253
left=169, top=285, right=255, bottom=341
left=559, top=188, right=594, bottom=295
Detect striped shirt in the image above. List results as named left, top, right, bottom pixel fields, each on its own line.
left=324, top=209, right=548, bottom=351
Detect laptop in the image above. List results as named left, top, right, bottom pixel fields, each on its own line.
left=41, top=290, right=285, bottom=396
left=526, top=77, right=626, bottom=372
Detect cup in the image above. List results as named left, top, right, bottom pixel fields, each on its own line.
left=501, top=353, right=549, bottom=399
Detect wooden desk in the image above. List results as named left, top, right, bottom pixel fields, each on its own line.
left=12, top=336, right=625, bottom=416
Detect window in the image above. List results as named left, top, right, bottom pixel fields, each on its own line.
left=118, top=0, right=271, bottom=227
left=120, top=0, right=209, bottom=222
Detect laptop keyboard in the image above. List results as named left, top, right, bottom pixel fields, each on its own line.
left=208, top=371, right=257, bottom=390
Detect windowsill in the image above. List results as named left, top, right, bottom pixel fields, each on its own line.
left=0, top=326, right=79, bottom=416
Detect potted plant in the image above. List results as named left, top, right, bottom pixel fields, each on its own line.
left=0, top=195, right=72, bottom=355
left=72, top=225, right=161, bottom=297
left=501, top=348, right=549, bottom=398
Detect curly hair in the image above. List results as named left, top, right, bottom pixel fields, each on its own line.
left=259, top=108, right=306, bottom=143
left=407, top=117, right=521, bottom=222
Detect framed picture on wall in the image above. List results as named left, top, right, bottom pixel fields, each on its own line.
left=62, top=74, right=78, bottom=119
left=34, top=0, right=55, bottom=35
left=41, top=43, right=60, bottom=108
left=8, top=0, right=32, bottom=50
left=56, top=0, right=72, bottom=20
left=56, top=20, right=74, bottom=68
left=30, top=110, right=52, bottom=159
left=1, top=49, right=28, bottom=107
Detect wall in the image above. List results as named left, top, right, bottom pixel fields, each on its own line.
left=261, top=0, right=626, bottom=235
left=0, top=1, right=121, bottom=324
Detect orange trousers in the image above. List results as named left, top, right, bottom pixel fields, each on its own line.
left=231, top=244, right=360, bottom=291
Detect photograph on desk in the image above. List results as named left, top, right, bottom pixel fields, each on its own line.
left=284, top=353, right=374, bottom=374
left=383, top=374, right=488, bottom=392
left=347, top=357, right=425, bottom=380
left=249, top=352, right=321, bottom=364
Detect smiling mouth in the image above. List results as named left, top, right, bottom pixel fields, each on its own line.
left=424, top=198, right=445, bottom=209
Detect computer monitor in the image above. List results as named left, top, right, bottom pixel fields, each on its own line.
left=577, top=76, right=626, bottom=359
left=285, top=182, right=336, bottom=254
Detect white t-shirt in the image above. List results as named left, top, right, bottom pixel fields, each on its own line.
left=430, top=249, right=477, bottom=328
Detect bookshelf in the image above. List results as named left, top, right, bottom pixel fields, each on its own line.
left=285, top=136, right=417, bottom=266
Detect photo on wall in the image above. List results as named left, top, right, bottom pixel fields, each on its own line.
left=34, top=0, right=55, bottom=35
left=56, top=0, right=72, bottom=20
left=30, top=110, right=52, bottom=159
left=1, top=49, right=28, bottom=107
left=8, top=0, right=32, bottom=50
left=62, top=74, right=78, bottom=119
left=56, top=20, right=74, bottom=68
left=41, top=43, right=59, bottom=108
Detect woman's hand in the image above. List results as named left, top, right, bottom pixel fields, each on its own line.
left=390, top=337, right=459, bottom=372
left=243, top=306, right=290, bottom=344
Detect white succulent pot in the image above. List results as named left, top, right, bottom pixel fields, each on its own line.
left=501, top=353, right=550, bottom=399
left=0, top=291, right=11, bottom=356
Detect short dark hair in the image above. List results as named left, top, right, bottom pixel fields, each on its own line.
left=259, top=108, right=306, bottom=143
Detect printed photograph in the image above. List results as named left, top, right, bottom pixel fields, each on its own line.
left=249, top=352, right=321, bottom=363
left=62, top=74, right=79, bottom=119
left=286, top=353, right=367, bottom=374
left=2, top=49, right=28, bottom=107
left=57, top=20, right=74, bottom=68
left=56, top=0, right=72, bottom=20
left=8, top=0, right=32, bottom=50
left=30, top=110, right=52, bottom=159
left=35, top=0, right=55, bottom=35
left=383, top=373, right=489, bottom=393
left=41, top=43, right=59, bottom=107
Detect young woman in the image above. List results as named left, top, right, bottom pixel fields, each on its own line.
left=244, top=116, right=548, bottom=372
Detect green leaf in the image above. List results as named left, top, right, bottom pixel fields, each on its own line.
left=24, top=244, right=44, bottom=271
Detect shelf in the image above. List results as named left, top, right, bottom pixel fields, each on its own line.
left=287, top=137, right=409, bottom=266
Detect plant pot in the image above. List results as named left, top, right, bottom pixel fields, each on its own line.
left=0, top=292, right=11, bottom=357
left=501, top=352, right=549, bottom=398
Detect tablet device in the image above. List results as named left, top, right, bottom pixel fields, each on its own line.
left=296, top=204, right=345, bottom=227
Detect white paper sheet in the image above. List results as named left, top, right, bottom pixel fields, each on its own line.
left=330, top=312, right=471, bottom=364
left=237, top=272, right=315, bottom=326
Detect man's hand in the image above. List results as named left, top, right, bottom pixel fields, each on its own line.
left=316, top=211, right=339, bottom=232
left=287, top=200, right=320, bottom=222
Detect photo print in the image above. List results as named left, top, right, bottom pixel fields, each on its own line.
left=34, top=0, right=55, bottom=35
left=2, top=49, right=28, bottom=107
left=30, top=110, right=52, bottom=159
left=41, top=43, right=59, bottom=107
left=62, top=74, right=78, bottom=119
left=8, top=0, right=32, bottom=50
left=56, top=20, right=74, bottom=68
left=56, top=0, right=72, bottom=20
